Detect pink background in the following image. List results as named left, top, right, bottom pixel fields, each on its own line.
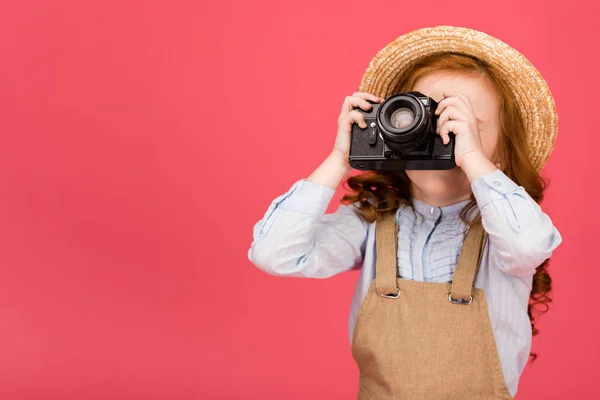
left=0, top=1, right=598, bottom=399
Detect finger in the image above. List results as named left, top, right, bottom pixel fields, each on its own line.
left=344, top=95, right=375, bottom=113
left=442, top=91, right=473, bottom=110
left=347, top=109, right=368, bottom=129
left=340, top=116, right=355, bottom=135
left=352, top=92, right=385, bottom=103
left=435, top=95, right=470, bottom=116
left=439, top=120, right=467, bottom=145
left=436, top=106, right=468, bottom=132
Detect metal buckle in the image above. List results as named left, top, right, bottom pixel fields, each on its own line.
left=379, top=287, right=400, bottom=299
left=448, top=293, right=473, bottom=305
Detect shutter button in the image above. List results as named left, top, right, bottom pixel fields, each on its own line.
left=430, top=207, right=435, bottom=215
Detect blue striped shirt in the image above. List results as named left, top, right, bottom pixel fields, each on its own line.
left=248, top=169, right=562, bottom=397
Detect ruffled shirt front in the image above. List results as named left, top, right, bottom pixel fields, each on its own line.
left=396, top=197, right=472, bottom=283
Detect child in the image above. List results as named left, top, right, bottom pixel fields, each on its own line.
left=248, top=26, right=562, bottom=399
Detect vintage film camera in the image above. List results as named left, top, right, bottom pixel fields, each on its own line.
left=349, top=91, right=455, bottom=170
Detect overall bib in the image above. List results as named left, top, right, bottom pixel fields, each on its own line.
left=351, top=210, right=514, bottom=400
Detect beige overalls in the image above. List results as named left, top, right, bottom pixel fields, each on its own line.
left=351, top=210, right=514, bottom=400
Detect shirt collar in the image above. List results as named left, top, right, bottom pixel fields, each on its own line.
left=411, top=197, right=472, bottom=221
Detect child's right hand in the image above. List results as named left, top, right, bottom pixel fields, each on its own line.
left=332, top=92, right=384, bottom=165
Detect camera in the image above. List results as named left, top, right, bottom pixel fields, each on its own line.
left=349, top=91, right=455, bottom=170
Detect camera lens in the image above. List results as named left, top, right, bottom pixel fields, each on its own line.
left=376, top=92, right=431, bottom=152
left=390, top=108, right=415, bottom=129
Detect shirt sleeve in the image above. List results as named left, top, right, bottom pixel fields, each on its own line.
left=471, top=169, right=562, bottom=277
left=248, top=179, right=369, bottom=278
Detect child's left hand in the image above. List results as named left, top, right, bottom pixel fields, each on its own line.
left=434, top=91, right=487, bottom=168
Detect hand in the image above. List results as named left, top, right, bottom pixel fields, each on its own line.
left=434, top=91, right=486, bottom=168
left=332, top=92, right=384, bottom=163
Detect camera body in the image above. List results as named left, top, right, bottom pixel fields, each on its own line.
left=349, top=91, right=456, bottom=170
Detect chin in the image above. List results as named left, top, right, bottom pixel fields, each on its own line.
left=405, top=168, right=468, bottom=194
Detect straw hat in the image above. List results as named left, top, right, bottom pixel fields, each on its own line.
left=358, top=26, right=557, bottom=172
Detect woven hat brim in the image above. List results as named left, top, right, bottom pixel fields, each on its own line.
left=358, top=26, right=557, bottom=172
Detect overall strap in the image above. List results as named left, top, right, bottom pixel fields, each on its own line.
left=449, top=219, right=488, bottom=304
left=375, top=210, right=400, bottom=297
